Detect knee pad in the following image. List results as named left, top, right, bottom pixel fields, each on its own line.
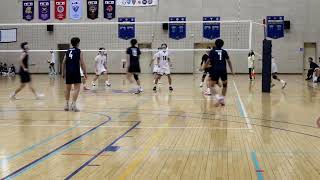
left=133, top=74, right=139, bottom=81
left=223, top=83, right=228, bottom=88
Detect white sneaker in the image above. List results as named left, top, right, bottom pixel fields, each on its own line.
left=64, top=103, right=69, bottom=111
left=139, top=87, right=144, bottom=92
left=70, top=104, right=80, bottom=112
left=204, top=90, right=211, bottom=96
left=105, top=82, right=111, bottom=87
left=35, top=93, right=44, bottom=100
left=91, top=81, right=96, bottom=87
left=9, top=93, right=16, bottom=100
left=200, top=82, right=204, bottom=87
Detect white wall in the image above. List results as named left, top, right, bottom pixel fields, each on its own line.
left=0, top=0, right=319, bottom=73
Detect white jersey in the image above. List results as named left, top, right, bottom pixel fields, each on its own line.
left=157, top=50, right=170, bottom=67
left=95, top=54, right=107, bottom=75
left=153, top=51, right=160, bottom=65
left=50, top=53, right=55, bottom=64
left=272, top=58, right=278, bottom=73
left=248, top=55, right=255, bottom=68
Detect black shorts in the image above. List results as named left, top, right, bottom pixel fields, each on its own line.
left=210, top=70, right=227, bottom=82
left=204, top=68, right=210, bottom=74
left=50, top=63, right=55, bottom=66
left=272, top=72, right=278, bottom=80
left=128, top=64, right=141, bottom=73
left=19, top=71, right=31, bottom=83
left=66, top=73, right=81, bottom=84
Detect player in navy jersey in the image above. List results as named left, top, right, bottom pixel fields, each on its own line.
left=126, top=39, right=143, bottom=94
left=62, top=37, right=87, bottom=112
left=10, top=42, right=44, bottom=100
left=206, top=39, right=234, bottom=106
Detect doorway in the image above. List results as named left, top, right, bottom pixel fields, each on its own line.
left=193, top=43, right=215, bottom=73
left=303, top=43, right=316, bottom=71
left=138, top=43, right=152, bottom=74
left=57, top=44, right=70, bottom=74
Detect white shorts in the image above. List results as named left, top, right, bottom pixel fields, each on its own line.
left=158, top=66, right=171, bottom=75
left=96, top=68, right=107, bottom=76
left=153, top=65, right=160, bottom=73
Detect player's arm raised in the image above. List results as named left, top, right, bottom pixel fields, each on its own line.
left=80, top=52, right=87, bottom=79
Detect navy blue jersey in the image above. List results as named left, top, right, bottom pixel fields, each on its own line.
left=126, top=46, right=141, bottom=66
left=209, top=48, right=229, bottom=71
left=65, top=48, right=81, bottom=75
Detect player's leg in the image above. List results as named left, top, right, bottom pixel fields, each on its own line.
left=70, top=83, right=81, bottom=112
left=200, top=72, right=207, bottom=87
left=91, top=74, right=99, bottom=86
left=103, top=71, right=111, bottom=86
left=249, top=68, right=252, bottom=80
left=27, top=82, right=43, bottom=99
left=82, top=77, right=90, bottom=90
left=167, top=74, right=173, bottom=91
left=10, top=83, right=26, bottom=99
left=126, top=72, right=134, bottom=84
left=64, top=84, right=72, bottom=111
left=133, top=73, right=143, bottom=93
left=153, top=73, right=162, bottom=91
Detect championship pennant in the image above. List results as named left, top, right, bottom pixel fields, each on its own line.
left=39, top=0, right=50, bottom=21
left=169, top=17, right=186, bottom=40
left=266, top=16, right=284, bottom=39
left=70, top=0, right=82, bottom=20
left=55, top=0, right=66, bottom=20
left=104, top=0, right=115, bottom=20
left=87, top=0, right=99, bottom=20
left=22, top=1, right=34, bottom=21
left=203, top=17, right=220, bottom=40
left=118, top=17, right=135, bottom=40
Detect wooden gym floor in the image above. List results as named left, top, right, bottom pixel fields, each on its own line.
left=0, top=74, right=319, bottom=180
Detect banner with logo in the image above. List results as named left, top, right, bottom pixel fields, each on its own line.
left=117, top=0, right=157, bottom=7
left=39, top=0, right=50, bottom=21
left=169, top=17, right=186, bottom=40
left=118, top=17, right=135, bottom=40
left=55, top=0, right=66, bottom=20
left=22, top=1, right=34, bottom=21
left=203, top=16, right=220, bottom=40
left=266, top=16, right=284, bottom=39
left=87, top=0, right=99, bottom=20
left=104, top=0, right=115, bottom=20
left=70, top=0, right=82, bottom=20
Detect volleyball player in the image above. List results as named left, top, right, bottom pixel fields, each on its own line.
left=91, top=48, right=111, bottom=87
left=10, top=42, right=44, bottom=100
left=206, top=39, right=234, bottom=106
left=48, top=50, right=56, bottom=75
left=62, top=37, right=87, bottom=112
left=153, top=43, right=173, bottom=92
left=200, top=47, right=212, bottom=95
left=150, top=47, right=161, bottom=83
left=126, top=39, right=143, bottom=94
left=271, top=57, right=287, bottom=89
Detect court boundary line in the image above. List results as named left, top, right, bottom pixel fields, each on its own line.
left=65, top=121, right=141, bottom=180
left=233, top=80, right=253, bottom=131
left=251, top=152, right=264, bottom=180
left=0, top=116, right=112, bottom=180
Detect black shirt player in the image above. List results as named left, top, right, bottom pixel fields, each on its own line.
left=62, top=37, right=87, bottom=112
left=126, top=39, right=143, bottom=94
left=207, top=39, right=234, bottom=106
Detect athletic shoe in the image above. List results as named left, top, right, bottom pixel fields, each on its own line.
left=139, top=87, right=144, bottom=92
left=105, top=82, right=111, bottom=87
left=169, top=87, right=173, bottom=91
left=91, top=81, right=96, bottom=87
left=9, top=93, right=16, bottom=100
left=64, top=104, right=69, bottom=111
left=204, top=90, right=211, bottom=96
left=83, top=87, right=90, bottom=90
left=282, top=82, right=287, bottom=89
left=200, top=82, right=204, bottom=87
left=35, top=93, right=44, bottom=100
left=153, top=86, right=157, bottom=92
left=70, top=104, right=80, bottom=112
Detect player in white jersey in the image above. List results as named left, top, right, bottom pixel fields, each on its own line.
left=91, top=48, right=111, bottom=87
left=153, top=43, right=173, bottom=91
left=271, top=57, right=287, bottom=89
left=150, top=48, right=162, bottom=83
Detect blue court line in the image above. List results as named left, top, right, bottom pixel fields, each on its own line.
left=65, top=121, right=141, bottom=180
left=0, top=116, right=112, bottom=180
left=251, top=152, right=264, bottom=180
left=236, top=98, right=245, bottom=118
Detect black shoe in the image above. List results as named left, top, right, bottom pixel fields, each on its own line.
left=153, top=87, right=157, bottom=91
left=306, top=77, right=311, bottom=80
left=169, top=87, right=173, bottom=91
